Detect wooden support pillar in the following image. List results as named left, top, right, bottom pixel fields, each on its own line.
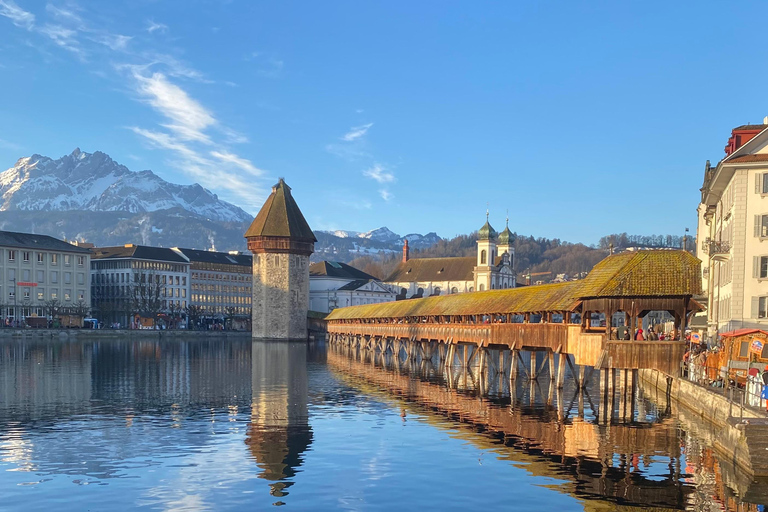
left=565, top=355, right=580, bottom=389
left=530, top=351, right=537, bottom=380
left=510, top=349, right=519, bottom=381
left=548, top=350, right=556, bottom=382
left=557, top=353, right=567, bottom=389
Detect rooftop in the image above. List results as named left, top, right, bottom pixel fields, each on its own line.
left=0, top=230, right=92, bottom=253
left=328, top=250, right=701, bottom=320
left=310, top=261, right=379, bottom=280
left=385, top=256, right=476, bottom=283
left=172, top=247, right=252, bottom=266
left=91, top=244, right=189, bottom=263
left=244, top=178, right=316, bottom=241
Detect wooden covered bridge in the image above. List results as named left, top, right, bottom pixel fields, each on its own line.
left=326, top=250, right=702, bottom=384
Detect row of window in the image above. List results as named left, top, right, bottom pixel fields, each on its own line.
left=2, top=269, right=84, bottom=284
left=191, top=272, right=250, bottom=282
left=4, top=250, right=85, bottom=266
left=191, top=283, right=251, bottom=294
left=91, top=285, right=186, bottom=297
left=191, top=294, right=251, bottom=305
left=92, top=272, right=188, bottom=286
left=5, top=288, right=85, bottom=302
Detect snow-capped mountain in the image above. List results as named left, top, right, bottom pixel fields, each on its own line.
left=0, top=148, right=251, bottom=222
left=316, top=227, right=442, bottom=251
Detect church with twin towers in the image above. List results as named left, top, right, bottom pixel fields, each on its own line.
left=383, top=213, right=516, bottom=299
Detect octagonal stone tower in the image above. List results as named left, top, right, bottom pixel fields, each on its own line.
left=245, top=179, right=316, bottom=340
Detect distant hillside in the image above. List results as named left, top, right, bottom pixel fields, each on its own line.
left=347, top=231, right=695, bottom=281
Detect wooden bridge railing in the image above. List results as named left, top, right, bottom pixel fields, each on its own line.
left=327, top=322, right=569, bottom=351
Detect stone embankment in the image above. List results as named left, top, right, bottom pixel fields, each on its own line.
left=639, top=368, right=768, bottom=477
left=0, top=329, right=251, bottom=340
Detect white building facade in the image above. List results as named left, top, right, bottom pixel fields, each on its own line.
left=698, top=121, right=768, bottom=336
left=91, top=244, right=190, bottom=328
left=309, top=261, right=395, bottom=313
left=0, top=231, right=91, bottom=324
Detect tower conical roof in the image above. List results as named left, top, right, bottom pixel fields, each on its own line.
left=245, top=179, right=317, bottom=241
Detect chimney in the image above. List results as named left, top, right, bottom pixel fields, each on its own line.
left=402, top=239, right=410, bottom=263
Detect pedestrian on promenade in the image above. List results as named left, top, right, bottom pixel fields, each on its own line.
left=761, top=365, right=768, bottom=413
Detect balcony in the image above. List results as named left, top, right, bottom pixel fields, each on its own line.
left=703, top=238, right=730, bottom=260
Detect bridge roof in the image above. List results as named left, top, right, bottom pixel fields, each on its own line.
left=574, top=250, right=702, bottom=298
left=326, top=281, right=579, bottom=319
left=326, top=250, right=701, bottom=320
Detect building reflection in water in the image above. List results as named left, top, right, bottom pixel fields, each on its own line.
left=246, top=341, right=312, bottom=501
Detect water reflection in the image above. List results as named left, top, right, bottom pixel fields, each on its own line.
left=247, top=341, right=312, bottom=501
left=326, top=343, right=762, bottom=511
left=0, top=337, right=764, bottom=510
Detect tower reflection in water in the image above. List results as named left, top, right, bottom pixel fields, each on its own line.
left=246, top=341, right=312, bottom=501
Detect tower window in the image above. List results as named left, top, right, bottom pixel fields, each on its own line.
left=481, top=250, right=487, bottom=264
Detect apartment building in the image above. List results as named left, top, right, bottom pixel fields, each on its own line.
left=171, top=247, right=252, bottom=327
left=698, top=120, right=768, bottom=336
left=0, top=230, right=91, bottom=323
left=90, top=244, right=190, bottom=327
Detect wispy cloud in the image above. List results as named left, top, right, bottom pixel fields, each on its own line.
left=132, top=71, right=215, bottom=144
left=363, top=164, right=395, bottom=184
left=45, top=4, right=81, bottom=23
left=342, top=122, right=373, bottom=142
left=210, top=150, right=263, bottom=175
left=0, top=1, right=268, bottom=211
left=379, top=189, right=393, bottom=201
left=38, top=23, right=82, bottom=55
left=146, top=19, right=167, bottom=34
left=0, top=0, right=34, bottom=29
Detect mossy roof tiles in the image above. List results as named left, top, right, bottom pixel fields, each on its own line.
left=327, top=250, right=701, bottom=320
left=244, top=179, right=316, bottom=241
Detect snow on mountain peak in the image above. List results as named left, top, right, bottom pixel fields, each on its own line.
left=0, top=149, right=252, bottom=223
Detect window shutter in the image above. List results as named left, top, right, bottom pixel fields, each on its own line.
left=755, top=256, right=760, bottom=278
left=757, top=173, right=762, bottom=194
left=752, top=297, right=760, bottom=318
left=756, top=215, right=762, bottom=238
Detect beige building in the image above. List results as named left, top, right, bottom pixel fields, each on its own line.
left=385, top=216, right=515, bottom=299
left=0, top=230, right=91, bottom=324
left=171, top=247, right=252, bottom=328
left=697, top=120, right=768, bottom=336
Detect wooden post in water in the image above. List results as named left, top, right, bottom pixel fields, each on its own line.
left=530, top=351, right=537, bottom=380
left=548, top=350, right=556, bottom=382
left=557, top=353, right=567, bottom=389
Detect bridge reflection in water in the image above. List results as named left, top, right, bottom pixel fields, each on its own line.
left=326, top=341, right=763, bottom=511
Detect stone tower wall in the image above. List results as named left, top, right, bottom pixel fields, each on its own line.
left=252, top=252, right=309, bottom=340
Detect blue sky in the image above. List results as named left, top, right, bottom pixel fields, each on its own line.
left=0, top=1, right=766, bottom=243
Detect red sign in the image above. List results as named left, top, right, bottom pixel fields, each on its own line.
left=751, top=338, right=765, bottom=355
left=16, top=282, right=37, bottom=287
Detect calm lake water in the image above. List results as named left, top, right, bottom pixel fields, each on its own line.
left=0, top=337, right=764, bottom=511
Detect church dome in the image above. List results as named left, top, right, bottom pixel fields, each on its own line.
left=477, top=220, right=497, bottom=241
left=498, top=226, right=515, bottom=245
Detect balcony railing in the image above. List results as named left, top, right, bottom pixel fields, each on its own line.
left=703, top=238, right=730, bottom=257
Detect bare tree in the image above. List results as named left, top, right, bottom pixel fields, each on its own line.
left=186, top=304, right=206, bottom=330
left=129, top=271, right=166, bottom=329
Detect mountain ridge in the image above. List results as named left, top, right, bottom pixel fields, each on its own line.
left=0, top=148, right=251, bottom=223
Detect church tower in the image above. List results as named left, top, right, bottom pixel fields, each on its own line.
left=474, top=211, right=497, bottom=291
left=497, top=215, right=516, bottom=288
left=245, top=179, right=316, bottom=340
